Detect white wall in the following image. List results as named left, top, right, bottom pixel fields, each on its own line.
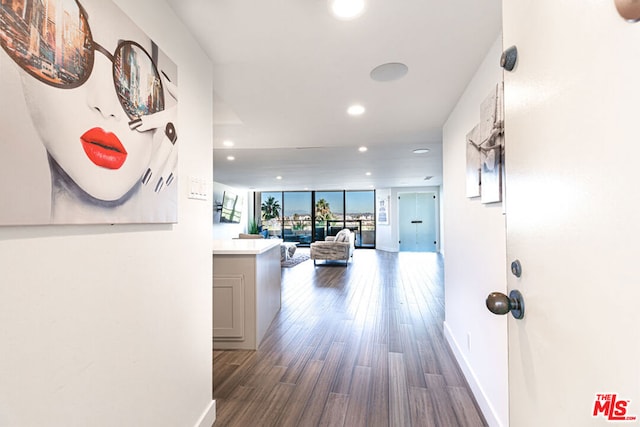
left=375, top=186, right=441, bottom=252
left=0, top=2, right=216, bottom=426
left=442, top=36, right=508, bottom=427
left=212, top=182, right=250, bottom=240
left=375, top=187, right=394, bottom=251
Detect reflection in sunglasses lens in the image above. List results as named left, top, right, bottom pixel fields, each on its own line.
left=114, top=43, right=164, bottom=119
left=1, top=1, right=163, bottom=120
left=0, top=1, right=92, bottom=88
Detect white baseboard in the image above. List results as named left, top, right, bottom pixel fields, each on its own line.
left=194, top=400, right=216, bottom=427
left=443, top=322, right=504, bottom=427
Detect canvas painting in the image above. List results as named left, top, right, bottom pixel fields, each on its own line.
left=466, top=82, right=504, bottom=204
left=466, top=124, right=481, bottom=198
left=0, top=0, right=178, bottom=225
left=480, top=134, right=503, bottom=203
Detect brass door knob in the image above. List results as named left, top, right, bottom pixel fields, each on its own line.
left=486, top=290, right=525, bottom=319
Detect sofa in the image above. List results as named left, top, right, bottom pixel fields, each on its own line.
left=310, top=228, right=354, bottom=266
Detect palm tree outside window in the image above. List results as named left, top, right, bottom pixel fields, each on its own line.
left=261, top=194, right=281, bottom=236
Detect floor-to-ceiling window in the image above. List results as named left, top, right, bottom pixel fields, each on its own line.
left=258, top=190, right=375, bottom=248
left=346, top=190, right=375, bottom=248
left=314, top=191, right=344, bottom=241
left=283, top=192, right=312, bottom=243
left=260, top=191, right=282, bottom=237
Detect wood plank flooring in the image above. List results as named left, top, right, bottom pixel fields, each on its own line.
left=213, top=249, right=487, bottom=427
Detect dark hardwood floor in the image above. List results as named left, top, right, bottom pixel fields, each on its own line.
left=213, top=249, right=487, bottom=427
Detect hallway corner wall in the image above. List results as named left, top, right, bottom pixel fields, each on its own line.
left=442, top=35, right=508, bottom=427
left=0, top=1, right=215, bottom=426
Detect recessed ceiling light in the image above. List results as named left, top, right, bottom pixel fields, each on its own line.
left=366, top=172, right=371, bottom=176
left=359, top=146, right=368, bottom=152
left=276, top=176, right=282, bottom=180
left=223, top=140, right=234, bottom=147
left=226, top=155, right=235, bottom=161
left=348, top=105, right=365, bottom=116
left=413, top=148, right=430, bottom=154
left=329, top=0, right=365, bottom=20
left=370, top=62, right=409, bottom=82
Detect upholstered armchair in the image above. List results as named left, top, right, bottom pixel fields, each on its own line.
left=310, top=229, right=354, bottom=266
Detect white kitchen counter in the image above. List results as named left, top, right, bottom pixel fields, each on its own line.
left=212, top=238, right=282, bottom=350
left=212, top=238, right=282, bottom=255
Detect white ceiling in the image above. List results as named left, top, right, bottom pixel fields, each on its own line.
left=165, top=0, right=502, bottom=191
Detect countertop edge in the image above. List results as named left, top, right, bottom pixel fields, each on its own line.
left=212, top=239, right=282, bottom=255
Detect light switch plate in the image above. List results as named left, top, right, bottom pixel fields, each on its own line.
left=188, top=176, right=210, bottom=200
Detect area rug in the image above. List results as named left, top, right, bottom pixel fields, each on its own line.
left=281, top=253, right=310, bottom=268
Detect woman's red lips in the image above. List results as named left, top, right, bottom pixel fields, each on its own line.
left=80, top=127, right=127, bottom=169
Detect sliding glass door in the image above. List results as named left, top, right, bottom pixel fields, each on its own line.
left=260, top=192, right=282, bottom=237
left=346, top=191, right=375, bottom=248
left=283, top=192, right=312, bottom=243
left=314, top=191, right=344, bottom=241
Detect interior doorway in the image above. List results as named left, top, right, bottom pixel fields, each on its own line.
left=398, top=192, right=437, bottom=252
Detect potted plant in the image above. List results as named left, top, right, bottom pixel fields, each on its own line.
left=248, top=218, right=259, bottom=234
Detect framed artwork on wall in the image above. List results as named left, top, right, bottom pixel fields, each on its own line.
left=466, top=82, right=504, bottom=204
left=466, top=124, right=481, bottom=198
left=376, top=189, right=390, bottom=225
left=480, top=135, right=504, bottom=204
left=0, top=0, right=178, bottom=225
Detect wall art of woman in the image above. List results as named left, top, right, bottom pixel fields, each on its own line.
left=0, top=0, right=178, bottom=225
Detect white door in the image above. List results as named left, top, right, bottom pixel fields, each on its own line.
left=398, top=192, right=437, bottom=252
left=503, top=1, right=640, bottom=425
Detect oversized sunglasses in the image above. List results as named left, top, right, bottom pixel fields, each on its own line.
left=0, top=0, right=164, bottom=120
